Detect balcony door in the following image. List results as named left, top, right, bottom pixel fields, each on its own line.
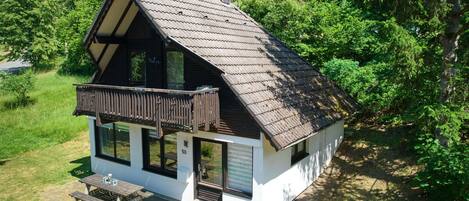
left=194, top=138, right=226, bottom=201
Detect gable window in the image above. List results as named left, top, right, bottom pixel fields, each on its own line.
left=95, top=122, right=131, bottom=165
left=291, top=140, right=308, bottom=165
left=129, top=50, right=146, bottom=85
left=142, top=129, right=178, bottom=178
left=166, top=51, right=184, bottom=90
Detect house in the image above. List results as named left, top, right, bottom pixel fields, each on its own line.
left=73, top=0, right=356, bottom=200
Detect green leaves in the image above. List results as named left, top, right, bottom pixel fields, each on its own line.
left=0, top=70, right=36, bottom=106
left=56, top=0, right=102, bottom=75
left=236, top=0, right=468, bottom=199
left=0, top=0, right=62, bottom=67
left=237, top=0, right=375, bottom=66
left=415, top=139, right=469, bottom=201
left=0, top=0, right=101, bottom=73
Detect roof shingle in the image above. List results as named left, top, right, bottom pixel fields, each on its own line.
left=137, top=0, right=356, bottom=149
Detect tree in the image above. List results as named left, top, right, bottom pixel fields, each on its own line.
left=439, top=0, right=466, bottom=103
left=236, top=0, right=468, bottom=198
left=56, top=0, right=102, bottom=75
left=0, top=0, right=62, bottom=67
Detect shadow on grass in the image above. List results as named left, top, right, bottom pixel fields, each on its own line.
left=0, top=98, right=37, bottom=111
left=0, top=159, right=10, bottom=166
left=69, top=156, right=93, bottom=179
left=296, top=125, right=423, bottom=201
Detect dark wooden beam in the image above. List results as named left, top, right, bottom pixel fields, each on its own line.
left=96, top=0, right=133, bottom=66
left=95, top=35, right=127, bottom=44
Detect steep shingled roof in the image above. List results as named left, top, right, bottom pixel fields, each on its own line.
left=91, top=0, right=357, bottom=150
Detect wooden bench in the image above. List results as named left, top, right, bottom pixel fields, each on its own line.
left=69, top=191, right=103, bottom=201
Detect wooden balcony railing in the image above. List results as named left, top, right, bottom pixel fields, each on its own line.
left=74, top=84, right=220, bottom=135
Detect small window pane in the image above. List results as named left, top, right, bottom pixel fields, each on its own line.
left=200, top=141, right=223, bottom=186
left=166, top=51, right=184, bottom=89
left=115, top=124, right=130, bottom=161
left=164, top=134, right=178, bottom=172
left=148, top=130, right=162, bottom=168
left=130, top=51, right=145, bottom=84
left=98, top=124, right=114, bottom=157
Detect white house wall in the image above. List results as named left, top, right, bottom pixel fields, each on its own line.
left=87, top=118, right=262, bottom=201
left=87, top=117, right=344, bottom=201
left=259, top=120, right=344, bottom=201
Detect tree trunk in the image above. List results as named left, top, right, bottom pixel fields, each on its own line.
left=439, top=0, right=462, bottom=103
left=436, top=0, right=463, bottom=147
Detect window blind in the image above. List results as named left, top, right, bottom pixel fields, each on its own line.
left=227, top=144, right=253, bottom=194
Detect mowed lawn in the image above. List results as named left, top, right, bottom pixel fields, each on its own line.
left=0, top=133, right=91, bottom=201
left=0, top=71, right=92, bottom=200
left=0, top=71, right=88, bottom=159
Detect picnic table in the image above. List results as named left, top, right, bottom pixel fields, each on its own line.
left=79, top=174, right=144, bottom=201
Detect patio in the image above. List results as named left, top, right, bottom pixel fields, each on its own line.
left=41, top=180, right=177, bottom=201
left=72, top=174, right=179, bottom=201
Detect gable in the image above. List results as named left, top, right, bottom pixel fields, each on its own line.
left=85, top=0, right=139, bottom=75
left=85, top=0, right=357, bottom=150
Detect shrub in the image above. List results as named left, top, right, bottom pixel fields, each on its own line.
left=415, top=141, right=469, bottom=200
left=414, top=104, right=469, bottom=200
left=0, top=70, right=36, bottom=106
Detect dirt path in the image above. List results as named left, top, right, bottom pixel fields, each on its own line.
left=296, top=125, right=423, bottom=201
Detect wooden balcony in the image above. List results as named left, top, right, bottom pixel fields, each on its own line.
left=74, top=84, right=220, bottom=135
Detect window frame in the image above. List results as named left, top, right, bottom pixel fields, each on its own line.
left=94, top=121, right=131, bottom=166
left=142, top=128, right=178, bottom=179
left=291, top=140, right=309, bottom=165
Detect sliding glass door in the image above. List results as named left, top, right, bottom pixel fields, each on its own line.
left=193, top=138, right=253, bottom=201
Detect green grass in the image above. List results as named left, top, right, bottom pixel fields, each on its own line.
left=0, top=71, right=89, bottom=159
left=0, top=133, right=91, bottom=201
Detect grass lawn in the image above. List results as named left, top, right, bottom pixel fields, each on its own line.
left=0, top=71, right=89, bottom=159
left=0, top=132, right=91, bottom=201
left=0, top=71, right=92, bottom=200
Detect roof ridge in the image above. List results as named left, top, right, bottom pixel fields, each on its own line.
left=141, top=0, right=250, bottom=22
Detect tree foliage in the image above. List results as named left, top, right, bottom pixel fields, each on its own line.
left=0, top=0, right=62, bottom=67
left=237, top=0, right=468, bottom=199
left=0, top=0, right=101, bottom=73
left=57, top=0, right=102, bottom=75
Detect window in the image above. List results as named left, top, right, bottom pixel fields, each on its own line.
left=95, top=122, right=131, bottom=165
left=227, top=144, right=253, bottom=197
left=291, top=140, right=308, bottom=165
left=166, top=51, right=184, bottom=89
left=129, top=50, right=146, bottom=85
left=142, top=129, right=178, bottom=178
